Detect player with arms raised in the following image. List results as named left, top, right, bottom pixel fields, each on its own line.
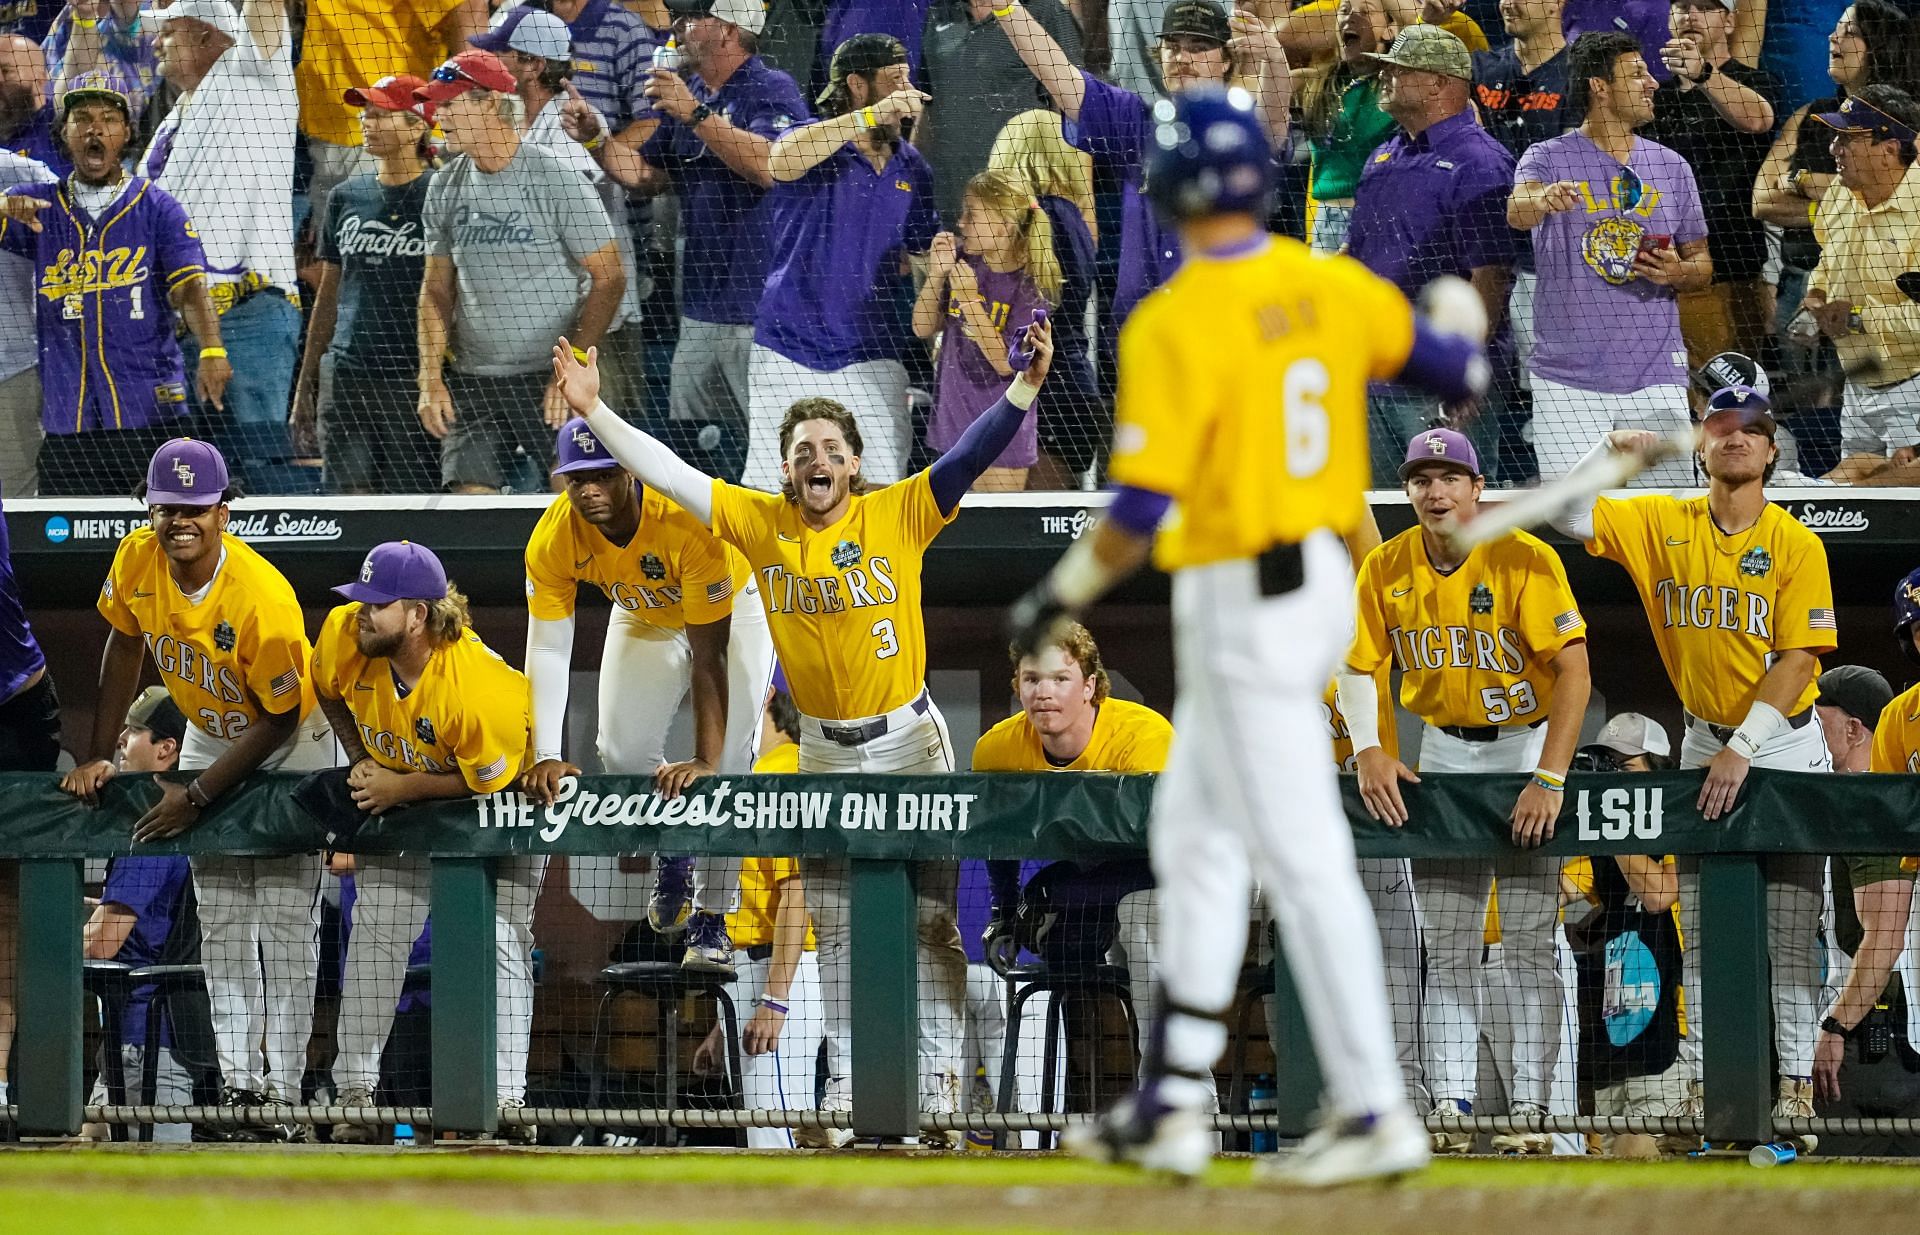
left=549, top=301, right=1058, bottom=1145
left=1339, top=427, right=1590, bottom=1155
left=1006, top=87, right=1490, bottom=1185
left=1545, top=384, right=1836, bottom=1144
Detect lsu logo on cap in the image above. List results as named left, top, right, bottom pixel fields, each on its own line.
left=572, top=426, right=597, bottom=453
left=360, top=554, right=377, bottom=583
left=172, top=457, right=195, bottom=486
left=1424, top=432, right=1448, bottom=456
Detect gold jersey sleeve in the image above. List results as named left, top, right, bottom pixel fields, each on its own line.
left=524, top=491, right=744, bottom=628
left=1106, top=242, right=1415, bottom=570
left=1348, top=528, right=1584, bottom=729
left=1592, top=496, right=1834, bottom=726
left=1871, top=685, right=1920, bottom=774
left=1324, top=667, right=1397, bottom=770
left=971, top=698, right=1172, bottom=772
left=730, top=742, right=815, bottom=949
left=710, top=472, right=952, bottom=721
left=312, top=604, right=530, bottom=793
left=99, top=529, right=315, bottom=738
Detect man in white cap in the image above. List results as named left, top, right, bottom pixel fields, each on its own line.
left=143, top=0, right=305, bottom=495
left=474, top=6, right=600, bottom=182
left=1579, top=711, right=1676, bottom=772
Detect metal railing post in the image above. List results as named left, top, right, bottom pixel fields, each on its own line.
left=430, top=857, right=498, bottom=1134
left=1699, top=854, right=1772, bottom=1144
left=849, top=858, right=918, bottom=1139
left=16, top=858, right=83, bottom=1135
left=1269, top=929, right=1326, bottom=1139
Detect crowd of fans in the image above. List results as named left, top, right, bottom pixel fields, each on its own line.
left=2, top=0, right=1919, bottom=496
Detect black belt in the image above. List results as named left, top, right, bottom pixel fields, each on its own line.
left=1686, top=707, right=1813, bottom=745
left=1438, top=717, right=1546, bottom=744
left=1256, top=541, right=1304, bottom=598
left=817, top=691, right=931, bottom=747
left=744, top=943, right=774, bottom=962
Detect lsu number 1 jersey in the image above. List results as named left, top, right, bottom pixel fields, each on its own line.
left=98, top=527, right=316, bottom=740
left=1348, top=528, right=1585, bottom=729
left=971, top=697, right=1172, bottom=774
left=310, top=604, right=530, bottom=794
left=1591, top=495, right=1834, bottom=727
left=1106, top=239, right=1415, bottom=570
left=710, top=470, right=950, bottom=721
left=1871, top=685, right=1920, bottom=774
left=525, top=486, right=748, bottom=630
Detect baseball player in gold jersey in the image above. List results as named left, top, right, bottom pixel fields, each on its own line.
left=60, top=439, right=336, bottom=1138
left=1549, top=382, right=1837, bottom=1140
left=1006, top=88, right=1493, bottom=1185
left=547, top=313, right=1058, bottom=1147
left=1339, top=428, right=1591, bottom=1156
left=521, top=417, right=776, bottom=976
left=311, top=540, right=534, bottom=1143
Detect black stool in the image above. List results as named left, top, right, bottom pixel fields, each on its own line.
left=126, top=963, right=207, bottom=1143
left=997, top=962, right=1138, bottom=1148
left=82, top=960, right=135, bottom=1142
left=591, top=962, right=743, bottom=1124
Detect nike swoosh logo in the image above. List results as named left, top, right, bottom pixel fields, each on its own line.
left=777, top=532, right=799, bottom=543
left=354, top=683, right=374, bottom=691
left=1391, top=586, right=1412, bottom=597
left=573, top=557, right=595, bottom=568
left=1665, top=537, right=1690, bottom=545
left=132, top=589, right=154, bottom=598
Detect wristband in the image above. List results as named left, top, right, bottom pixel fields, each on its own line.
left=861, top=106, right=879, bottom=128
left=582, top=131, right=605, bottom=151
left=1822, top=1015, right=1851, bottom=1038
left=1729, top=700, right=1787, bottom=760
left=199, top=346, right=228, bottom=359
left=992, top=3, right=1017, bottom=16
left=755, top=997, right=789, bottom=1015
left=571, top=345, right=591, bottom=364
left=185, top=778, right=213, bottom=809
left=1334, top=670, right=1383, bottom=755
left=1695, top=61, right=1716, bottom=86
left=1531, top=768, right=1566, bottom=792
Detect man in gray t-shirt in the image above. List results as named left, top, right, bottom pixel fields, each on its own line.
left=0, top=150, right=54, bottom=498
left=416, top=51, right=624, bottom=494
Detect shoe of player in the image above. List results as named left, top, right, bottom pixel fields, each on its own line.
left=218, top=1086, right=288, bottom=1143
left=1061, top=1083, right=1212, bottom=1179
left=499, top=1096, right=537, bottom=1145
left=331, top=1084, right=379, bottom=1145
left=680, top=911, right=736, bottom=977
left=1489, top=1101, right=1552, bottom=1155
left=795, top=1121, right=856, bottom=1150
left=1657, top=1082, right=1705, bottom=1157
left=1256, top=1108, right=1430, bottom=1188
left=1427, top=1098, right=1474, bottom=1154
left=648, top=856, right=695, bottom=937
left=1773, top=1077, right=1818, bottom=1155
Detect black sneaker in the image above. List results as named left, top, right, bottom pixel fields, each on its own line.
left=219, top=1086, right=291, bottom=1143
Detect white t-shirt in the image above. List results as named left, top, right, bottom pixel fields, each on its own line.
left=0, top=151, right=55, bottom=382
left=140, top=12, right=297, bottom=292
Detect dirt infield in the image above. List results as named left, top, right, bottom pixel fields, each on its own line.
left=4, top=1147, right=1919, bottom=1235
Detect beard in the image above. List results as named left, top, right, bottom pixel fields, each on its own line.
left=356, top=627, right=406, bottom=661
left=0, top=82, right=36, bottom=140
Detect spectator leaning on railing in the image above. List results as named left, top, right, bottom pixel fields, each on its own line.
left=1802, top=87, right=1920, bottom=486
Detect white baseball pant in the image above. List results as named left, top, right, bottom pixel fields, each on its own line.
left=1528, top=375, right=1695, bottom=488
left=730, top=948, right=823, bottom=1148
left=1413, top=723, right=1563, bottom=1110
left=182, top=710, right=338, bottom=1098
left=598, top=581, right=775, bottom=915
left=88, top=1043, right=193, bottom=1143
left=742, top=345, right=910, bottom=491
left=1676, top=714, right=1830, bottom=1082
left=332, top=852, right=547, bottom=1104
left=795, top=694, right=970, bottom=1119
left=1476, top=938, right=1585, bottom=1154
left=1152, top=534, right=1407, bottom=1119
left=1112, top=889, right=1218, bottom=1109
left=1356, top=858, right=1426, bottom=1101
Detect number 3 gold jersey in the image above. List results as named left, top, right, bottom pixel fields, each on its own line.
left=1106, top=239, right=1415, bottom=571
left=1347, top=527, right=1585, bottom=730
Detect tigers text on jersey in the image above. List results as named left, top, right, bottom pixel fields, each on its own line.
left=1348, top=528, right=1585, bottom=730
left=1591, top=495, right=1834, bottom=726
left=98, top=528, right=315, bottom=740
left=1325, top=668, right=1397, bottom=770
left=1871, top=684, right=1920, bottom=775
left=1106, top=239, right=1415, bottom=570
left=310, top=604, right=530, bottom=794
left=525, top=487, right=745, bottom=629
left=709, top=470, right=951, bottom=721
left=970, top=697, right=1172, bottom=773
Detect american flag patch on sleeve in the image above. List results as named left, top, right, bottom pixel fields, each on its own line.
left=1553, top=610, right=1582, bottom=635
left=707, top=578, right=734, bottom=605
left=270, top=669, right=299, bottom=698
left=1809, top=608, right=1837, bottom=630
left=475, top=755, right=508, bottom=784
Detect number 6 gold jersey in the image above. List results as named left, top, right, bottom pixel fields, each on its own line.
left=1347, top=527, right=1586, bottom=730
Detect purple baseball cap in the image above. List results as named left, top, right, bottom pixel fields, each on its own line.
left=334, top=540, right=450, bottom=604
left=1398, top=427, right=1480, bottom=481
left=551, top=417, right=622, bottom=476
left=1702, top=384, right=1778, bottom=436
left=144, top=438, right=230, bottom=506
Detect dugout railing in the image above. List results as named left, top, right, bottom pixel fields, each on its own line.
left=6, top=767, right=1918, bottom=1147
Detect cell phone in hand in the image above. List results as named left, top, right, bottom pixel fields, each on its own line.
left=1008, top=308, right=1050, bottom=373
left=1638, top=233, right=1673, bottom=255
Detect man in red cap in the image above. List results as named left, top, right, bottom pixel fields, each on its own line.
left=415, top=50, right=625, bottom=494
left=292, top=75, right=443, bottom=494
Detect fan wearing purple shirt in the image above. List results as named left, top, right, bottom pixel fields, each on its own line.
left=745, top=33, right=937, bottom=491
left=999, top=0, right=1293, bottom=329
left=1508, top=31, right=1711, bottom=486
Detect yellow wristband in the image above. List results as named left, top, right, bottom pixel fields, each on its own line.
left=861, top=106, right=878, bottom=128
left=992, top=3, right=1016, bottom=16
left=199, top=346, right=228, bottom=359
left=1809, top=200, right=1819, bottom=225
left=571, top=346, right=590, bottom=364
left=582, top=131, right=605, bottom=152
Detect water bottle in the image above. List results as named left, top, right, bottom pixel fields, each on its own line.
left=1749, top=1141, right=1797, bottom=1167
left=651, top=37, right=682, bottom=73
left=1248, top=1074, right=1278, bottom=1153
left=393, top=1121, right=416, bottom=1147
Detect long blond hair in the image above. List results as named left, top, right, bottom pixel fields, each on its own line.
left=963, top=169, right=1062, bottom=306
left=985, top=109, right=1097, bottom=245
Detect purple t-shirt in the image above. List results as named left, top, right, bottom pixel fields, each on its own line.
left=1563, top=0, right=1673, bottom=82
left=754, top=127, right=939, bottom=371
left=101, top=856, right=192, bottom=1048
left=1346, top=110, right=1518, bottom=296
left=1069, top=71, right=1180, bottom=327
left=821, top=0, right=932, bottom=77
left=0, top=479, right=45, bottom=701
left=1515, top=131, right=1705, bottom=394
left=929, top=254, right=1044, bottom=466
left=641, top=56, right=809, bottom=326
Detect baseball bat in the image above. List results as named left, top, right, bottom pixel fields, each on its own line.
left=1440, top=426, right=1699, bottom=554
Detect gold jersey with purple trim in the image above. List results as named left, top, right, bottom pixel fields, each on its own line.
left=525, top=487, right=746, bottom=630
left=1872, top=684, right=1920, bottom=775
left=971, top=697, right=1172, bottom=774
